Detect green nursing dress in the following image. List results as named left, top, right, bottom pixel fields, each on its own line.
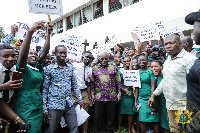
left=138, top=68, right=159, bottom=122
left=118, top=68, right=138, bottom=115
left=14, top=62, right=43, bottom=133
left=156, top=76, right=170, bottom=130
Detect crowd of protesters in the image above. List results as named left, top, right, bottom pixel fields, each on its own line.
left=0, top=9, right=200, bottom=133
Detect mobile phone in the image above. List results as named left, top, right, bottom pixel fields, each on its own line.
left=12, top=71, right=22, bottom=81
left=17, top=122, right=31, bottom=130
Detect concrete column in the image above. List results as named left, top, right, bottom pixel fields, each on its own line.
left=63, top=17, right=66, bottom=32
left=103, top=0, right=109, bottom=15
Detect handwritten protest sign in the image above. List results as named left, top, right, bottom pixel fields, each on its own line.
left=15, top=22, right=30, bottom=40
left=106, top=35, right=121, bottom=49
left=28, top=0, right=63, bottom=16
left=123, top=70, right=141, bottom=87
left=15, top=22, right=46, bottom=46
left=91, top=45, right=109, bottom=59
left=139, top=26, right=160, bottom=42
left=133, top=21, right=166, bottom=42
left=162, top=27, right=182, bottom=39
left=150, top=21, right=166, bottom=33
left=64, top=34, right=83, bottom=61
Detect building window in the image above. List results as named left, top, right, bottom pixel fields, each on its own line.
left=74, top=11, right=82, bottom=27
left=93, top=0, right=103, bottom=19
left=66, top=16, right=73, bottom=30
left=109, top=0, right=122, bottom=13
left=51, top=23, right=57, bottom=36
left=83, top=5, right=93, bottom=24
left=57, top=20, right=63, bottom=34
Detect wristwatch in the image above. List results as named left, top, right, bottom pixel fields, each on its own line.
left=118, top=92, right=121, bottom=96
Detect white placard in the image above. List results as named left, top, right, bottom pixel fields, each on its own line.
left=28, top=0, right=63, bottom=16
left=150, top=21, right=166, bottom=33
left=64, top=34, right=83, bottom=62
left=91, top=44, right=110, bottom=59
left=15, top=22, right=46, bottom=46
left=162, top=27, right=182, bottom=39
left=106, top=35, right=121, bottom=49
left=139, top=26, right=160, bottom=42
left=123, top=70, right=141, bottom=87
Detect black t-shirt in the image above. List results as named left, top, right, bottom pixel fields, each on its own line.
left=186, top=59, right=200, bottom=112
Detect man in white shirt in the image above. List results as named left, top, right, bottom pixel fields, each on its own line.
left=0, top=44, right=22, bottom=104
left=73, top=51, right=94, bottom=133
left=148, top=34, right=196, bottom=133
left=0, top=44, right=23, bottom=132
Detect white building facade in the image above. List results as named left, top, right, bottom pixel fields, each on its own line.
left=50, top=0, right=200, bottom=50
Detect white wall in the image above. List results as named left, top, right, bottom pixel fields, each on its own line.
left=50, top=0, right=200, bottom=51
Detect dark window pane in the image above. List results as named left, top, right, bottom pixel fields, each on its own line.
left=93, top=0, right=104, bottom=19
left=109, top=0, right=122, bottom=13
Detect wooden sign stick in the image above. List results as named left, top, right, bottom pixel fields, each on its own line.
left=48, top=15, right=51, bottom=24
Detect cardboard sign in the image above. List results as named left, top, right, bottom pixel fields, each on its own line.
left=91, top=45, right=106, bottom=59
left=28, top=0, right=63, bottom=16
left=123, top=70, right=141, bottom=87
left=139, top=26, right=160, bottom=42
left=131, top=32, right=138, bottom=42
left=106, top=35, right=121, bottom=49
left=162, top=27, right=182, bottom=39
left=65, top=34, right=83, bottom=62
left=15, top=22, right=30, bottom=40
left=151, top=21, right=166, bottom=33
left=15, top=22, right=46, bottom=46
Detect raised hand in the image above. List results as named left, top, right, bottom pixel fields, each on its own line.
left=29, top=21, right=46, bottom=32
left=11, top=24, right=18, bottom=36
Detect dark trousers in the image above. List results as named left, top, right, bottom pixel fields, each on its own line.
left=94, top=101, right=117, bottom=133
left=45, top=105, right=78, bottom=133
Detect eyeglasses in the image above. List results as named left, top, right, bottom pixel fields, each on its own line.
left=100, top=58, right=108, bottom=61
left=123, top=60, right=130, bottom=63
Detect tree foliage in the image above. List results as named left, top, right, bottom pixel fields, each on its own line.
left=0, top=25, right=5, bottom=42
left=0, top=25, right=17, bottom=44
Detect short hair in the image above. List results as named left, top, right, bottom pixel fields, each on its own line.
left=181, top=36, right=193, bottom=47
left=124, top=56, right=131, bottom=60
left=0, top=44, right=14, bottom=50
left=55, top=45, right=66, bottom=52
left=165, top=34, right=181, bottom=43
left=114, top=53, right=121, bottom=58
left=138, top=53, right=147, bottom=60
left=84, top=51, right=92, bottom=55
left=152, top=60, right=163, bottom=66
left=99, top=52, right=109, bottom=57
left=109, top=55, right=114, bottom=61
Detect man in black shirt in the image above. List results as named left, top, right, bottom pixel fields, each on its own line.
left=185, top=9, right=200, bottom=133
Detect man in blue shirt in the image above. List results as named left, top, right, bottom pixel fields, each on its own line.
left=42, top=45, right=84, bottom=133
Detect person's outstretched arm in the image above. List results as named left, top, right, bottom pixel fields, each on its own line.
left=18, top=21, right=45, bottom=68
left=38, top=23, right=53, bottom=64
left=1, top=24, right=18, bottom=44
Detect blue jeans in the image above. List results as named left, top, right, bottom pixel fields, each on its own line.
left=45, top=105, right=78, bottom=133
